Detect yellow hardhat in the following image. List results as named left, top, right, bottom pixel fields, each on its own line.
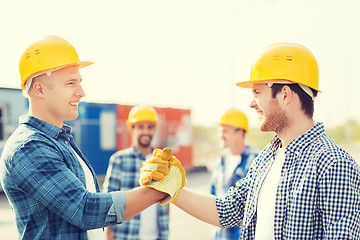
left=219, top=108, right=248, bottom=133
left=236, top=43, right=320, bottom=93
left=127, top=105, right=158, bottom=128
left=19, top=35, right=94, bottom=90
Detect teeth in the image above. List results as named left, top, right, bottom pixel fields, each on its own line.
left=70, top=102, right=79, bottom=106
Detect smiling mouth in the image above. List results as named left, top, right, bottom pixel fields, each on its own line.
left=70, top=102, right=79, bottom=107
left=255, top=110, right=264, bottom=120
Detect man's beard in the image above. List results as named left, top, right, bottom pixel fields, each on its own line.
left=259, top=99, right=289, bottom=134
left=138, top=135, right=153, bottom=148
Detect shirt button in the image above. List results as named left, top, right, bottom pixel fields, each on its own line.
left=65, top=141, right=68, bottom=144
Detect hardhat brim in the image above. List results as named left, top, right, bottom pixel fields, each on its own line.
left=21, top=60, right=94, bottom=90
left=78, top=61, right=94, bottom=69
left=236, top=81, right=253, bottom=88
left=236, top=79, right=292, bottom=88
left=236, top=79, right=321, bottom=93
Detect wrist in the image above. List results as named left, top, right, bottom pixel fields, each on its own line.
left=150, top=187, right=168, bottom=201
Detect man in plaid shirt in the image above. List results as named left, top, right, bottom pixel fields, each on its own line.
left=171, top=43, right=360, bottom=239
left=103, top=105, right=169, bottom=240
left=0, top=36, right=170, bottom=240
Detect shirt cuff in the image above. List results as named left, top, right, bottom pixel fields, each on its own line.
left=109, top=191, right=126, bottom=223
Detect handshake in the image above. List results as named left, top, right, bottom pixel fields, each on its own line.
left=139, top=147, right=186, bottom=205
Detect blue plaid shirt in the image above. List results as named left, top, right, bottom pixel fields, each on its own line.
left=210, top=145, right=258, bottom=240
left=103, top=146, right=169, bottom=240
left=216, top=122, right=360, bottom=239
left=0, top=116, right=125, bottom=240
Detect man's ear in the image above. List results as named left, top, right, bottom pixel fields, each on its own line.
left=281, top=85, right=293, bottom=104
left=32, top=81, right=45, bottom=97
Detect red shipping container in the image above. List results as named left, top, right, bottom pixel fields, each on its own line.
left=116, top=104, right=193, bottom=168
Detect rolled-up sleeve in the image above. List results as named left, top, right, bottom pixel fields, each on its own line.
left=109, top=191, right=126, bottom=223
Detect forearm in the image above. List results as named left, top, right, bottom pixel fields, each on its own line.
left=173, top=188, right=220, bottom=227
left=124, top=186, right=167, bottom=221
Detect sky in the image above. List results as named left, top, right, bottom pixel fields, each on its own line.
left=1, top=0, right=360, bottom=127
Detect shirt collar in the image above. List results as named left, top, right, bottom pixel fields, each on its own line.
left=132, top=146, right=155, bottom=160
left=19, top=115, right=72, bottom=139
left=270, top=122, right=325, bottom=154
left=131, top=146, right=145, bottom=160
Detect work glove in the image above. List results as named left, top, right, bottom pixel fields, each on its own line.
left=139, top=147, right=186, bottom=205
left=139, top=148, right=172, bottom=185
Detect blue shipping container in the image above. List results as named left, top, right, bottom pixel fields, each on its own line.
left=67, top=102, right=117, bottom=176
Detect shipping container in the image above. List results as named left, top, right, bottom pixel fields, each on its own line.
left=0, top=87, right=28, bottom=157
left=66, top=102, right=118, bottom=176
left=0, top=87, right=29, bottom=191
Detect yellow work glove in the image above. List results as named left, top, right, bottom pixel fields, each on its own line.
left=139, top=148, right=187, bottom=205
left=139, top=148, right=172, bottom=186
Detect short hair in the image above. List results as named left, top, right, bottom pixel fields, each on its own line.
left=270, top=83, right=318, bottom=118
left=234, top=127, right=246, bottom=137
left=28, top=74, right=53, bottom=93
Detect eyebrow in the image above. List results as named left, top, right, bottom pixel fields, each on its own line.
left=66, top=78, right=82, bottom=83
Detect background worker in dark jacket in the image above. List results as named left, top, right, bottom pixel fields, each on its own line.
left=210, top=108, right=258, bottom=240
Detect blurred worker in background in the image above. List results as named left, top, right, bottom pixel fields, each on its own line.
left=0, top=35, right=172, bottom=239
left=103, top=105, right=169, bottom=240
left=210, top=108, right=258, bottom=240
left=140, top=42, right=360, bottom=239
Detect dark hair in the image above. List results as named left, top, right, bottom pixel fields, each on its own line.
left=270, top=83, right=318, bottom=118
left=234, top=127, right=246, bottom=136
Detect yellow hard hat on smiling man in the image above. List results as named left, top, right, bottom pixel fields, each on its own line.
left=127, top=105, right=158, bottom=128
left=19, top=35, right=94, bottom=91
left=236, top=43, right=320, bottom=100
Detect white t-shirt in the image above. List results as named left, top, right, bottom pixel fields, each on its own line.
left=139, top=153, right=159, bottom=240
left=254, top=147, right=286, bottom=240
left=73, top=148, right=105, bottom=240
left=224, top=150, right=242, bottom=184
left=214, top=149, right=242, bottom=197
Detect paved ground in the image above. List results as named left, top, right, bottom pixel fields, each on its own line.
left=0, top=192, right=17, bottom=240
left=169, top=169, right=215, bottom=240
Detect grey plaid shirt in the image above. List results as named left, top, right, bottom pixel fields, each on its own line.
left=216, top=122, right=360, bottom=239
